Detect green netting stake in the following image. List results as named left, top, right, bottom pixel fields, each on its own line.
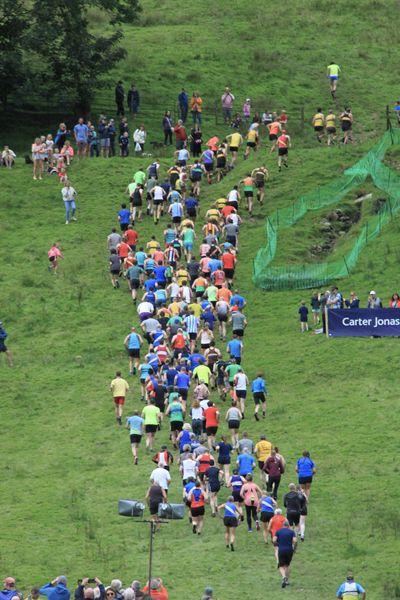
left=343, top=257, right=350, bottom=275
left=388, top=197, right=393, bottom=218
left=365, top=222, right=369, bottom=243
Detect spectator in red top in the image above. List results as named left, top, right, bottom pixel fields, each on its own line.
left=263, top=448, right=285, bottom=500
left=204, top=400, right=220, bottom=449
left=174, top=120, right=187, bottom=150
left=221, top=250, right=237, bottom=285
left=142, top=579, right=168, bottom=600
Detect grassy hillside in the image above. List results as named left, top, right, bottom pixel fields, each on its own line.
left=1, top=1, right=400, bottom=599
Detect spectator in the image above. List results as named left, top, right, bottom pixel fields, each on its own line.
left=389, top=292, right=400, bottom=308
left=344, top=291, right=360, bottom=309
left=336, top=572, right=366, bottom=600
left=39, top=577, right=70, bottom=600
left=1, top=578, right=19, bottom=600
left=162, top=111, right=173, bottom=146
left=174, top=120, right=187, bottom=150
left=221, top=87, right=235, bottom=123
left=191, top=92, right=203, bottom=125
left=74, top=579, right=105, bottom=600
left=178, top=88, right=189, bottom=122
left=115, top=81, right=125, bottom=116
left=367, top=290, right=382, bottom=308
left=2, top=146, right=16, bottom=168
left=142, top=579, right=168, bottom=600
left=127, top=84, right=140, bottom=115
left=327, top=285, right=342, bottom=309
left=133, top=124, right=147, bottom=153
left=73, top=118, right=89, bottom=159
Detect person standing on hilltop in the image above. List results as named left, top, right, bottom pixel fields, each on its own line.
left=127, top=83, right=140, bottom=116
left=221, top=87, right=235, bottom=124
left=115, top=81, right=125, bottom=116
left=327, top=61, right=341, bottom=98
left=178, top=88, right=189, bottom=122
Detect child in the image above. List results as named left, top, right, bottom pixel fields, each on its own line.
left=310, top=292, right=321, bottom=325
left=120, top=131, right=129, bottom=157
left=299, top=300, right=309, bottom=332
left=242, top=99, right=251, bottom=124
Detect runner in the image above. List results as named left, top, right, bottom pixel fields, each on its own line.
left=251, top=373, right=267, bottom=420
left=141, top=399, right=161, bottom=452
left=267, top=119, right=282, bottom=152
left=283, top=483, right=303, bottom=535
left=243, top=127, right=258, bottom=160
left=240, top=474, right=262, bottom=532
left=187, top=481, right=208, bottom=535
left=263, top=448, right=285, bottom=499
left=203, top=400, right=220, bottom=449
left=327, top=61, right=341, bottom=98
left=204, top=459, right=223, bottom=516
left=312, top=108, right=325, bottom=143
left=340, top=107, right=353, bottom=144
left=124, top=327, right=143, bottom=375
left=150, top=183, right=166, bottom=225
left=216, top=144, right=227, bottom=182
left=273, top=519, right=297, bottom=588
left=165, top=395, right=185, bottom=449
left=109, top=371, right=130, bottom=425
left=225, top=400, right=242, bottom=450
left=325, top=110, right=337, bottom=145
left=277, top=130, right=291, bottom=171
left=295, top=450, right=316, bottom=499
left=225, top=131, right=243, bottom=168
left=254, top=435, right=272, bottom=484
left=145, top=482, right=167, bottom=531
left=217, top=496, right=241, bottom=551
left=259, top=491, right=277, bottom=543
left=251, top=165, right=269, bottom=205
left=296, top=484, right=308, bottom=541
left=126, top=410, right=144, bottom=465
left=233, top=367, right=248, bottom=416
left=239, top=174, right=255, bottom=215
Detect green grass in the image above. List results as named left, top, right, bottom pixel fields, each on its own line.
left=2, top=0, right=400, bottom=598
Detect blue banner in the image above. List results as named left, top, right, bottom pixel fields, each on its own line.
left=327, top=308, right=400, bottom=337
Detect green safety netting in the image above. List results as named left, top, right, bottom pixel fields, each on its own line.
left=253, top=128, right=400, bottom=290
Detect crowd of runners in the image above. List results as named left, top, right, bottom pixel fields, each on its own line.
left=1, top=75, right=370, bottom=598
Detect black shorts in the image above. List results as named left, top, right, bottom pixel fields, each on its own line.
left=314, top=125, right=324, bottom=132
left=326, top=127, right=336, bottom=134
left=206, top=426, right=218, bottom=436
left=255, top=180, right=264, bottom=188
left=149, top=501, right=161, bottom=516
left=224, top=516, right=238, bottom=527
left=191, top=506, right=205, bottom=517
left=229, top=146, right=238, bottom=152
left=228, top=420, right=240, bottom=430
left=217, top=158, right=226, bottom=168
left=204, top=163, right=213, bottom=172
left=244, top=190, right=253, bottom=198
left=189, top=332, right=197, bottom=340
left=260, top=512, right=274, bottom=523
left=253, top=392, right=266, bottom=405
left=153, top=199, right=163, bottom=205
left=129, top=279, right=140, bottom=289
left=145, top=424, right=158, bottom=433
left=247, top=141, right=256, bottom=148
left=278, top=551, right=293, bottom=567
left=128, top=348, right=140, bottom=358
left=278, top=148, right=288, bottom=156
left=111, top=269, right=120, bottom=275
left=187, top=208, right=197, bottom=217
left=49, top=256, right=56, bottom=262
left=209, top=485, right=220, bottom=494
left=173, top=216, right=182, bottom=223
left=287, top=512, right=300, bottom=526
left=298, top=475, right=313, bottom=484
left=232, top=490, right=242, bottom=503
left=218, top=314, right=228, bottom=322
left=258, top=460, right=265, bottom=470
left=341, top=121, right=352, bottom=131
left=0, top=344, right=7, bottom=352
left=218, top=457, right=231, bottom=465
left=170, top=421, right=183, bottom=432
left=233, top=329, right=244, bottom=337
left=235, top=390, right=246, bottom=399
left=223, top=268, right=234, bottom=279
left=226, top=235, right=237, bottom=246
left=177, top=387, right=188, bottom=400
left=269, top=134, right=278, bottom=141
left=130, top=434, right=142, bottom=444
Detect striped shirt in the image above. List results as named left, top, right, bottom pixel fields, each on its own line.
left=184, top=315, right=199, bottom=334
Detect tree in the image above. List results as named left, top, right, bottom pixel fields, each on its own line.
left=29, top=0, right=141, bottom=116
left=0, top=0, right=29, bottom=109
